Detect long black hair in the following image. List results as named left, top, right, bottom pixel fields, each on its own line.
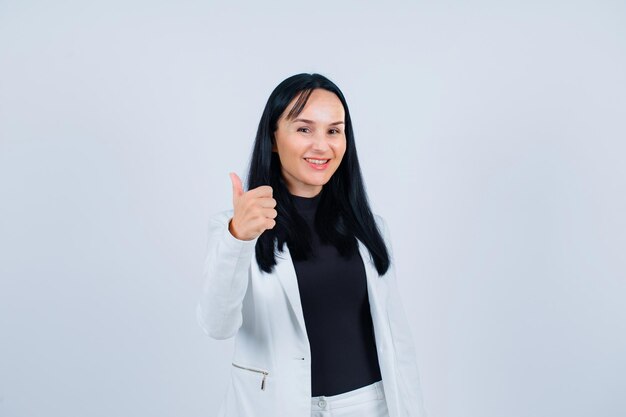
left=246, top=73, right=390, bottom=277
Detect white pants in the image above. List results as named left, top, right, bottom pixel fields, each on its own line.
left=310, top=380, right=390, bottom=417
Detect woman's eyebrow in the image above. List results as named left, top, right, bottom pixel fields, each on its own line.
left=291, top=118, right=345, bottom=125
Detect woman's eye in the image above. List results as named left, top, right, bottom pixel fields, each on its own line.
left=329, top=129, right=341, bottom=134
left=297, top=127, right=310, bottom=133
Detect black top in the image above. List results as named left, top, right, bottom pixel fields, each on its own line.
left=290, top=191, right=382, bottom=396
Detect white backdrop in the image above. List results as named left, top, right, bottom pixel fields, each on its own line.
left=1, top=1, right=625, bottom=416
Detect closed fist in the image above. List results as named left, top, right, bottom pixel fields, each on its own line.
left=228, top=172, right=277, bottom=241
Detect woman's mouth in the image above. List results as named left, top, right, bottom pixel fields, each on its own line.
left=304, top=158, right=330, bottom=170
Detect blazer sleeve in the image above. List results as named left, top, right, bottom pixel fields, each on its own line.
left=196, top=210, right=259, bottom=340
left=378, top=215, right=429, bottom=417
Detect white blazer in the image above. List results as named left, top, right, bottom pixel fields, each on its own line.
left=197, top=209, right=428, bottom=417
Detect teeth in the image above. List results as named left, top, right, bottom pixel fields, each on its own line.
left=305, top=158, right=329, bottom=165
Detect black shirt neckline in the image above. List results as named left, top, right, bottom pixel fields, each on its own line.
left=290, top=191, right=321, bottom=213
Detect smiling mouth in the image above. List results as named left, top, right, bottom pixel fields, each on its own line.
left=304, top=158, right=330, bottom=165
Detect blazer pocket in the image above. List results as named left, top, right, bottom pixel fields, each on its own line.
left=232, top=361, right=270, bottom=391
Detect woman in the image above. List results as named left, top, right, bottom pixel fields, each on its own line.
left=197, top=73, right=427, bottom=417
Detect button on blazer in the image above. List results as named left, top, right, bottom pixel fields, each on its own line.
left=197, top=209, right=428, bottom=417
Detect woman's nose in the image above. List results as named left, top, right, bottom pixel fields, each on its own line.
left=311, top=133, right=331, bottom=151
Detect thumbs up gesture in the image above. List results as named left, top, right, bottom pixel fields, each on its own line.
left=228, top=172, right=277, bottom=241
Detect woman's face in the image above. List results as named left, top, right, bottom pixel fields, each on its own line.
left=272, top=88, right=347, bottom=197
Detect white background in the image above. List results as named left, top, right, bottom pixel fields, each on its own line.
left=1, top=1, right=625, bottom=416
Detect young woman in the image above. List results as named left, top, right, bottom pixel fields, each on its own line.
left=197, top=73, right=427, bottom=417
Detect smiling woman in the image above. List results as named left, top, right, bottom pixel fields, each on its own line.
left=197, top=73, right=428, bottom=417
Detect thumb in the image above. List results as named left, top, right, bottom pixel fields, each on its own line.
left=229, top=172, right=244, bottom=202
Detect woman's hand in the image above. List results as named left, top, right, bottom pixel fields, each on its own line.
left=228, top=172, right=277, bottom=241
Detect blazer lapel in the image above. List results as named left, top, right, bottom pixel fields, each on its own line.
left=273, top=244, right=308, bottom=338
left=359, top=238, right=400, bottom=417
left=357, top=238, right=391, bottom=352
